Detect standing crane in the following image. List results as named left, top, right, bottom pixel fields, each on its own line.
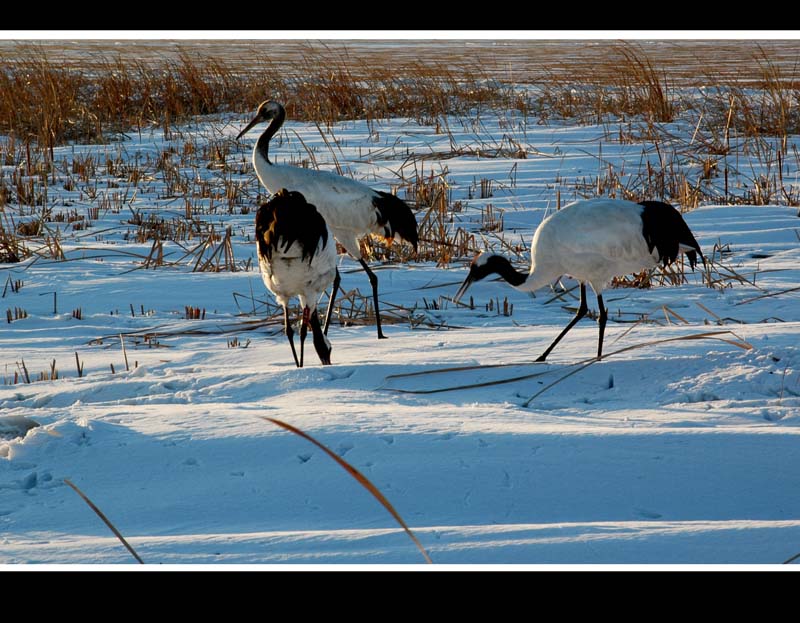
left=454, top=198, right=705, bottom=361
left=255, top=189, right=338, bottom=367
left=237, top=100, right=418, bottom=339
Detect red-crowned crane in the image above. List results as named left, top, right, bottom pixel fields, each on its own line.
left=256, top=189, right=338, bottom=368
left=237, top=100, right=418, bottom=340
left=454, top=198, right=705, bottom=361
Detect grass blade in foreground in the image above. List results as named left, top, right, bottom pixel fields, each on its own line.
left=64, top=478, right=145, bottom=564
left=260, top=416, right=433, bottom=564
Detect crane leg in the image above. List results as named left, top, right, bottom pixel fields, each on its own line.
left=284, top=305, right=300, bottom=368
left=310, top=309, right=332, bottom=365
left=359, top=258, right=387, bottom=339
left=299, top=307, right=310, bottom=368
left=596, top=294, right=608, bottom=360
left=536, top=283, right=589, bottom=362
left=323, top=268, right=341, bottom=336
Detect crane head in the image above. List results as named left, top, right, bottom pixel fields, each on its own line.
left=236, top=100, right=285, bottom=140
left=454, top=253, right=495, bottom=303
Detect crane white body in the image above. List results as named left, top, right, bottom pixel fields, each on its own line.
left=258, top=231, right=337, bottom=316
left=455, top=198, right=704, bottom=361
left=517, top=199, right=675, bottom=293
left=252, top=158, right=394, bottom=257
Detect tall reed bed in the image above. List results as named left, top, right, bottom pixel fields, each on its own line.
left=3, top=40, right=798, bottom=148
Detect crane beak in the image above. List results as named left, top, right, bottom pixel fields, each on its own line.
left=236, top=114, right=261, bottom=140
left=453, top=270, right=474, bottom=304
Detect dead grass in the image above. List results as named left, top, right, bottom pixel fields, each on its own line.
left=2, top=40, right=796, bottom=306
left=536, top=43, right=675, bottom=125
left=0, top=222, right=28, bottom=263
left=2, top=40, right=798, bottom=149
left=0, top=43, right=520, bottom=148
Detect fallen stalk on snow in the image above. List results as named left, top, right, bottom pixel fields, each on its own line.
left=382, top=361, right=557, bottom=394
left=520, top=330, right=752, bottom=407
left=381, top=330, right=752, bottom=400
left=89, top=318, right=279, bottom=344
left=735, top=285, right=800, bottom=306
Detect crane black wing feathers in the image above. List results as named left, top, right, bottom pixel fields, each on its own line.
left=256, top=189, right=329, bottom=263
left=372, top=191, right=419, bottom=251
left=639, top=201, right=704, bottom=269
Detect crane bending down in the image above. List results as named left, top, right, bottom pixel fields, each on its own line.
left=454, top=198, right=705, bottom=361
left=256, top=189, right=338, bottom=368
left=237, top=100, right=419, bottom=339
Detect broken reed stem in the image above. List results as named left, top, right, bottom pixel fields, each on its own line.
left=119, top=333, right=129, bottom=371
left=735, top=285, right=800, bottom=306
left=695, top=301, right=723, bottom=323
left=662, top=305, right=689, bottom=324
left=259, top=416, right=432, bottom=564
left=63, top=478, right=144, bottom=564
left=387, top=367, right=555, bottom=395
left=19, top=358, right=30, bottom=384
left=249, top=279, right=257, bottom=316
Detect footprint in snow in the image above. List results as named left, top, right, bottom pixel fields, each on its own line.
left=162, top=380, right=190, bottom=391
left=3, top=472, right=40, bottom=491
left=322, top=368, right=355, bottom=381
left=634, top=507, right=663, bottom=519
left=71, top=431, right=91, bottom=447
left=763, top=410, right=785, bottom=422
left=337, top=442, right=354, bottom=457
left=0, top=416, right=40, bottom=441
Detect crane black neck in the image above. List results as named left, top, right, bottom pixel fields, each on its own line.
left=479, top=255, right=527, bottom=287
left=256, top=106, right=286, bottom=166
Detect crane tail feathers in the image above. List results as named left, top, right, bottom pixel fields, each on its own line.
left=639, top=201, right=704, bottom=270
left=373, top=191, right=418, bottom=252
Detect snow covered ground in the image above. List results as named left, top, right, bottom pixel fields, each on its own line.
left=1, top=107, right=799, bottom=566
